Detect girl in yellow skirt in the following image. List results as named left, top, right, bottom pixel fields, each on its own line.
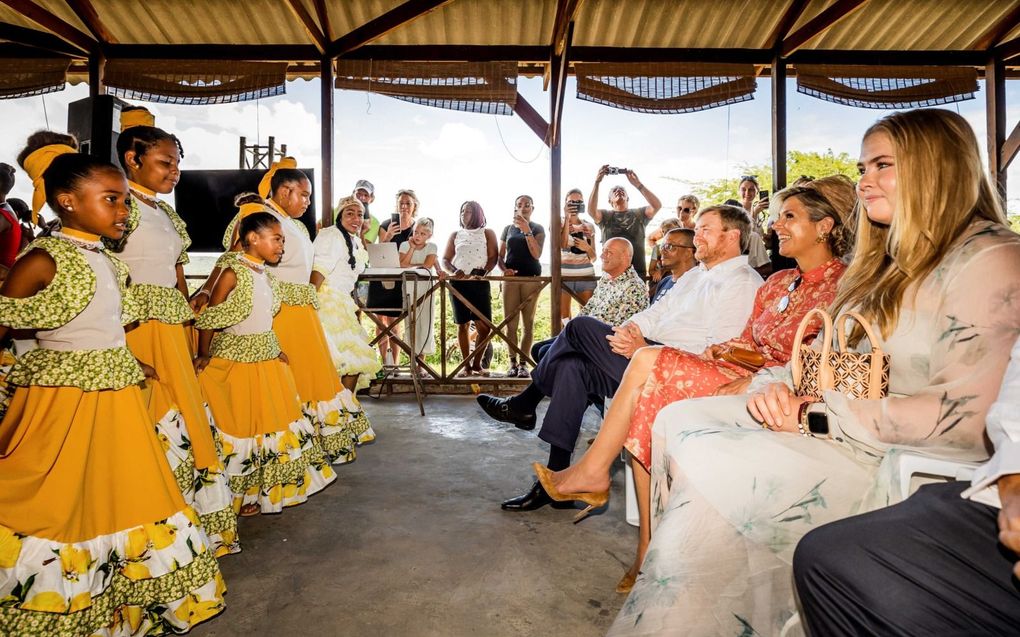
left=108, top=107, right=239, bottom=557
left=217, top=163, right=374, bottom=465
left=0, top=133, right=224, bottom=636
left=194, top=209, right=336, bottom=516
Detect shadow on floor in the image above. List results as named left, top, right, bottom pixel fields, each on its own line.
left=192, top=396, right=635, bottom=637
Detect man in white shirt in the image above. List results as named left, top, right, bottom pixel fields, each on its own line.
left=793, top=336, right=1020, bottom=634
left=479, top=205, right=762, bottom=512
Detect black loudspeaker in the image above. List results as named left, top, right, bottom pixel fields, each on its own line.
left=175, top=169, right=317, bottom=252
left=67, top=95, right=130, bottom=164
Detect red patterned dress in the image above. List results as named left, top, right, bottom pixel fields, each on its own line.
left=624, top=258, right=846, bottom=469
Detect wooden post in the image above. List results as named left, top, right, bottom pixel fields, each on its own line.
left=986, top=53, right=1006, bottom=199
left=87, top=53, right=104, bottom=97
left=548, top=23, right=572, bottom=336
left=320, top=57, right=335, bottom=228
left=771, top=55, right=787, bottom=191
left=549, top=62, right=562, bottom=335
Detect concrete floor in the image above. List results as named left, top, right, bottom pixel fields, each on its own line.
left=193, top=396, right=635, bottom=637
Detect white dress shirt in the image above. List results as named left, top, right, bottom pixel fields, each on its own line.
left=962, top=336, right=1020, bottom=509
left=627, top=254, right=763, bottom=353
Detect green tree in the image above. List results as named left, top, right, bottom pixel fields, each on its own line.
left=680, top=149, right=859, bottom=205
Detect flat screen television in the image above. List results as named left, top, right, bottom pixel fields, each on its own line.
left=174, top=169, right=317, bottom=252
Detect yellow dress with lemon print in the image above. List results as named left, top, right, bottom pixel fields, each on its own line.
left=109, top=196, right=240, bottom=558
left=196, top=253, right=336, bottom=515
left=0, top=233, right=225, bottom=636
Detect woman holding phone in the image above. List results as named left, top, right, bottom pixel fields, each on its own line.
left=498, top=195, right=545, bottom=378
left=370, top=189, right=418, bottom=366
left=560, top=188, right=596, bottom=322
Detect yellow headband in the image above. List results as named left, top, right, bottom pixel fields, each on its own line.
left=239, top=202, right=268, bottom=219
left=258, top=156, right=297, bottom=199
left=23, top=143, right=77, bottom=225
left=121, top=108, right=155, bottom=131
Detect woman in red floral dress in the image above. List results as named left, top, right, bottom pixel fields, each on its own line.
left=536, top=176, right=857, bottom=591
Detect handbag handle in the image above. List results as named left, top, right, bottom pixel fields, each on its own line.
left=791, top=307, right=833, bottom=392
left=834, top=310, right=883, bottom=352
left=835, top=311, right=887, bottom=400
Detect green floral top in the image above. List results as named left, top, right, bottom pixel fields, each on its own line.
left=0, top=236, right=144, bottom=390
left=197, top=253, right=283, bottom=362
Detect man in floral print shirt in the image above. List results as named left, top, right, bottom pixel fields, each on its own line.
left=576, top=238, right=648, bottom=327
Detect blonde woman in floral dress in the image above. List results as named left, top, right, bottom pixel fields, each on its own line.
left=195, top=210, right=336, bottom=516
left=109, top=109, right=239, bottom=557
left=0, top=135, right=225, bottom=636
left=608, top=109, right=1020, bottom=636
left=312, top=195, right=381, bottom=393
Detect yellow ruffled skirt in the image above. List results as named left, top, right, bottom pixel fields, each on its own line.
left=127, top=319, right=240, bottom=558
left=0, top=384, right=225, bottom=636
left=274, top=302, right=375, bottom=465
left=198, top=356, right=336, bottom=515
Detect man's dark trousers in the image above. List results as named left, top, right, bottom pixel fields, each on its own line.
left=530, top=316, right=630, bottom=453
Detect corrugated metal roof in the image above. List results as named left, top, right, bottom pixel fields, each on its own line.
left=1, top=0, right=1018, bottom=58
left=809, top=0, right=1020, bottom=51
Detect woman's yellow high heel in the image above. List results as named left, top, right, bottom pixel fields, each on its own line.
left=532, top=462, right=610, bottom=523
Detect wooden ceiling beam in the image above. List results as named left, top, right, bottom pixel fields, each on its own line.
left=766, top=0, right=810, bottom=50
left=285, top=0, right=327, bottom=54
left=514, top=92, right=549, bottom=144
left=326, top=0, right=455, bottom=59
left=63, top=0, right=116, bottom=44
left=781, top=0, right=868, bottom=57
left=0, top=0, right=97, bottom=53
left=550, top=0, right=582, bottom=56
left=313, top=0, right=332, bottom=41
left=0, top=22, right=85, bottom=56
left=996, top=35, right=1020, bottom=61
left=973, top=1, right=1020, bottom=51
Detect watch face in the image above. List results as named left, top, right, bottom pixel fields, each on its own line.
left=807, top=411, right=829, bottom=435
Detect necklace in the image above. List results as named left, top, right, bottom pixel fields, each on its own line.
left=776, top=275, right=803, bottom=313
left=240, top=254, right=266, bottom=273
left=130, top=188, right=159, bottom=208
left=54, top=230, right=103, bottom=252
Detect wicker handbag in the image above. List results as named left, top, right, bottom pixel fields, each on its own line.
left=791, top=308, right=890, bottom=400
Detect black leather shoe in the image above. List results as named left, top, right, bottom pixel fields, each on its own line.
left=477, top=394, right=536, bottom=430
left=501, top=481, right=574, bottom=511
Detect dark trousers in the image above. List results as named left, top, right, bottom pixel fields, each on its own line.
left=531, top=338, right=554, bottom=365
left=530, top=316, right=630, bottom=453
left=794, top=482, right=1020, bottom=636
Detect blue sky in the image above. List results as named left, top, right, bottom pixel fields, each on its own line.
left=2, top=75, right=1018, bottom=259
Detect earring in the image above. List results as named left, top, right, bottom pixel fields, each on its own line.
left=815, top=232, right=830, bottom=244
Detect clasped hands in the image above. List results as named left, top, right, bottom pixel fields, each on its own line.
left=746, top=381, right=818, bottom=432
left=607, top=322, right=645, bottom=359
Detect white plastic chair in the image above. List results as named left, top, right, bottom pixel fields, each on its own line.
left=894, top=452, right=980, bottom=499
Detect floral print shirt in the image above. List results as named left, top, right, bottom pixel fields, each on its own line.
left=579, top=265, right=649, bottom=327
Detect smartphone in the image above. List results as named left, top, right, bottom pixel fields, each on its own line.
left=390, top=212, right=400, bottom=225
left=569, top=200, right=586, bottom=214
left=759, top=190, right=769, bottom=201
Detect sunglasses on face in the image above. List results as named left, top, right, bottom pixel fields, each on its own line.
left=678, top=207, right=694, bottom=213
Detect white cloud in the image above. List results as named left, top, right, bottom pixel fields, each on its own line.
left=417, top=122, right=488, bottom=159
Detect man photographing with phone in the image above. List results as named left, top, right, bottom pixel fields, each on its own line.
left=588, top=164, right=662, bottom=277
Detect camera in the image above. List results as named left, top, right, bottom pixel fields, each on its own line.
left=607, top=166, right=626, bottom=175
left=568, top=200, right=585, bottom=214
